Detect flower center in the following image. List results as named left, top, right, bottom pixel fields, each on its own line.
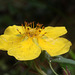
left=17, top=22, right=46, bottom=39
left=24, top=22, right=43, bottom=38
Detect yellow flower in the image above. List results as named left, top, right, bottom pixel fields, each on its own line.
left=0, top=22, right=72, bottom=60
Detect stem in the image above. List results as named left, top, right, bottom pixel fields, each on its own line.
left=34, top=61, right=47, bottom=75
left=62, top=67, right=68, bottom=75
left=49, top=62, right=58, bottom=75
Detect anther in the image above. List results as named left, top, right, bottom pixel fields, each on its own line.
left=39, top=30, right=41, bottom=32
left=24, top=21, right=28, bottom=27
left=28, top=22, right=32, bottom=26
left=42, top=32, right=47, bottom=36
left=36, top=27, right=39, bottom=30
left=27, top=22, right=33, bottom=28
left=21, top=24, right=23, bottom=27
left=27, top=28, right=29, bottom=30
left=37, top=23, right=43, bottom=27
left=28, top=32, right=30, bottom=34
left=16, top=29, right=21, bottom=34
left=34, top=34, right=37, bottom=36
left=42, top=26, right=45, bottom=29
left=21, top=24, right=26, bottom=29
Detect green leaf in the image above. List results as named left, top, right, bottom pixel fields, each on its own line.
left=60, top=63, right=75, bottom=75
left=62, top=67, right=68, bottom=75
left=69, top=50, right=75, bottom=60
left=51, top=56, right=75, bottom=65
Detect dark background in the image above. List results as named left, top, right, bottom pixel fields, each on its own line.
left=0, top=0, right=75, bottom=75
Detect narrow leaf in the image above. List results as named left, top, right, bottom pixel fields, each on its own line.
left=51, top=56, right=75, bottom=65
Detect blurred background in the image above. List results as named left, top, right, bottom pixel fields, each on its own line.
left=0, top=0, right=75, bottom=75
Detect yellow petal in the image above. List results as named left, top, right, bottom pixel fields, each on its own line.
left=40, top=26, right=53, bottom=34
left=4, top=25, right=24, bottom=35
left=42, top=26, right=53, bottom=31
left=8, top=38, right=41, bottom=60
left=38, top=38, right=72, bottom=56
left=0, top=35, right=22, bottom=50
left=41, top=26, right=67, bottom=39
left=38, top=38, right=51, bottom=50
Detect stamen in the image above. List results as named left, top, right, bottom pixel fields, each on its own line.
left=21, top=24, right=23, bottom=27
left=27, top=28, right=29, bottom=30
left=39, top=30, right=41, bottom=32
left=36, top=27, right=39, bottom=30
left=42, top=26, right=45, bottom=29
left=24, top=21, right=28, bottom=27
left=28, top=22, right=32, bottom=28
left=21, top=24, right=26, bottom=29
left=28, top=32, right=30, bottom=35
left=37, top=23, right=43, bottom=28
left=42, top=32, right=47, bottom=36
left=16, top=29, right=21, bottom=34
left=34, top=34, right=37, bottom=36
left=20, top=22, right=46, bottom=38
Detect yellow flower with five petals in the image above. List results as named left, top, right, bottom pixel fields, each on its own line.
left=0, top=22, right=72, bottom=60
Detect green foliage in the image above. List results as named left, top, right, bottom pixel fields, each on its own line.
left=52, top=56, right=75, bottom=65
left=69, top=50, right=75, bottom=60
left=60, top=64, right=75, bottom=75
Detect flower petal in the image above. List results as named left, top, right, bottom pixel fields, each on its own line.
left=0, top=35, right=22, bottom=50
left=4, top=25, right=24, bottom=35
left=40, top=26, right=53, bottom=35
left=41, top=26, right=67, bottom=39
left=8, top=38, right=41, bottom=60
left=38, top=38, right=72, bottom=56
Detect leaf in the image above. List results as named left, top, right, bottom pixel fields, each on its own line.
left=69, top=50, right=75, bottom=60
left=62, top=67, right=68, bottom=75
left=63, top=66, right=71, bottom=75
left=51, top=56, right=75, bottom=65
